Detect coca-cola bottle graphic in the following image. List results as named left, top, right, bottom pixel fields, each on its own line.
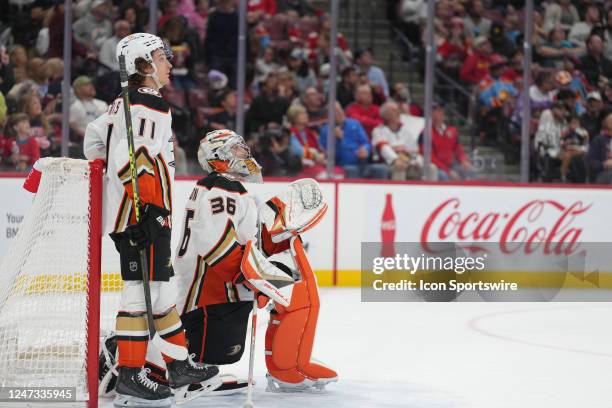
left=381, top=193, right=396, bottom=257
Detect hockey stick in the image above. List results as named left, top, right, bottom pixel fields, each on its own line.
left=243, top=206, right=263, bottom=408
left=118, top=55, right=187, bottom=361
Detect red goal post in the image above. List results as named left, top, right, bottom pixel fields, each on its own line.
left=0, top=158, right=105, bottom=408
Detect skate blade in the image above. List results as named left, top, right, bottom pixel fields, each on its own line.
left=113, top=394, right=172, bottom=408
left=207, top=375, right=251, bottom=396
left=265, top=374, right=338, bottom=394
left=173, top=375, right=223, bottom=404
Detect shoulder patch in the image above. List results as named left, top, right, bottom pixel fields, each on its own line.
left=129, top=88, right=169, bottom=114
left=197, top=172, right=247, bottom=194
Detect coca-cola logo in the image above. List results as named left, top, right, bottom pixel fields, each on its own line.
left=421, top=198, right=592, bottom=255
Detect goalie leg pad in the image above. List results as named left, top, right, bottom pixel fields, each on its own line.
left=182, top=301, right=251, bottom=365
left=264, top=238, right=337, bottom=385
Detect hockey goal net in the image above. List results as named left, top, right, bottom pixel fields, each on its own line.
left=0, top=158, right=116, bottom=408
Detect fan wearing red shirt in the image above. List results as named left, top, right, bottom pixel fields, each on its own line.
left=346, top=84, right=383, bottom=138
left=8, top=113, right=40, bottom=172
left=460, top=35, right=493, bottom=85
left=420, top=104, right=476, bottom=181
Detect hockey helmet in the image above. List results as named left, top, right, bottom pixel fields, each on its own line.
left=116, top=33, right=173, bottom=76
left=198, top=129, right=263, bottom=183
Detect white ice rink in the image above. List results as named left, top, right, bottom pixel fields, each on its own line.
left=99, top=288, right=612, bottom=408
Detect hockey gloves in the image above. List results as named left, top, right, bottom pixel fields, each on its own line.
left=125, top=204, right=170, bottom=249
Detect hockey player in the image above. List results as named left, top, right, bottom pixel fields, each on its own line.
left=174, top=129, right=338, bottom=392
left=83, top=33, right=219, bottom=407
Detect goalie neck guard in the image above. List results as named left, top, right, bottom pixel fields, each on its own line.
left=198, top=129, right=263, bottom=183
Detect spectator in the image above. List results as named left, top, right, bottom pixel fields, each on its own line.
left=0, top=91, right=6, bottom=126
left=437, top=17, right=468, bottom=78
left=73, top=0, right=113, bottom=52
left=9, top=45, right=27, bottom=85
left=287, top=48, right=317, bottom=95
left=579, top=34, right=612, bottom=88
left=276, top=0, right=315, bottom=16
left=251, top=126, right=302, bottom=176
left=556, top=88, right=580, bottom=116
left=319, top=102, right=388, bottom=179
left=248, top=0, right=276, bottom=22
left=423, top=103, right=476, bottom=181
left=207, top=70, right=230, bottom=107
left=489, top=22, right=516, bottom=58
left=581, top=91, right=605, bottom=141
left=390, top=82, right=422, bottom=117
left=69, top=76, right=108, bottom=142
left=205, top=0, right=239, bottom=87
left=158, top=0, right=179, bottom=30
left=559, top=115, right=588, bottom=182
left=568, top=5, right=601, bottom=47
left=208, top=90, right=237, bottom=131
left=99, top=20, right=131, bottom=71
left=478, top=54, right=518, bottom=110
left=286, top=104, right=328, bottom=178
left=536, top=25, right=583, bottom=69
left=604, top=8, right=612, bottom=61
left=463, top=0, right=492, bottom=38
left=162, top=16, right=197, bottom=90
left=399, top=0, right=425, bottom=46
left=346, top=84, right=383, bottom=137
left=7, top=113, right=40, bottom=172
left=277, top=71, right=298, bottom=101
left=372, top=101, right=433, bottom=180
left=25, top=58, right=50, bottom=99
left=255, top=47, right=281, bottom=84
left=354, top=48, right=389, bottom=97
left=20, top=94, right=51, bottom=155
left=300, top=86, right=326, bottom=129
left=588, top=112, right=612, bottom=183
left=245, top=72, right=289, bottom=134
left=530, top=71, right=557, bottom=113
left=535, top=100, right=568, bottom=180
left=0, top=45, right=14, bottom=96
left=460, top=35, right=492, bottom=85
left=543, top=0, right=580, bottom=34
left=337, top=66, right=357, bottom=108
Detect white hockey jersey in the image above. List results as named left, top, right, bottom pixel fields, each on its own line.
left=174, top=172, right=259, bottom=312
left=83, top=87, right=175, bottom=234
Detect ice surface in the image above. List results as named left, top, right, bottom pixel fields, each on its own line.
left=100, top=288, right=612, bottom=408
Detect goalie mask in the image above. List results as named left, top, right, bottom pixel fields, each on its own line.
left=198, top=129, right=263, bottom=183
left=116, top=33, right=173, bottom=88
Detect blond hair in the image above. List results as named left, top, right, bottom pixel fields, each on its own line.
left=286, top=104, right=307, bottom=125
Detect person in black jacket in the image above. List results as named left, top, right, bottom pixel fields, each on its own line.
left=579, top=34, right=612, bottom=87
left=245, top=72, right=289, bottom=135
left=204, top=0, right=238, bottom=87
left=587, top=112, right=612, bottom=183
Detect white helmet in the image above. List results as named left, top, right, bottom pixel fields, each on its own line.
left=198, top=129, right=263, bottom=183
left=116, top=33, right=172, bottom=77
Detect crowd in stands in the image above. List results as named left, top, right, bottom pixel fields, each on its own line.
left=0, top=0, right=478, bottom=182
left=395, top=0, right=612, bottom=183
left=2, top=0, right=612, bottom=184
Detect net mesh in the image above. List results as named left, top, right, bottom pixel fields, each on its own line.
left=0, top=158, right=119, bottom=402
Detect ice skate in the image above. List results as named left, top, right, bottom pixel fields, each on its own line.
left=113, top=366, right=172, bottom=408
left=167, top=354, right=222, bottom=404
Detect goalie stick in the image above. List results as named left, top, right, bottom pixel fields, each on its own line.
left=118, top=55, right=187, bottom=361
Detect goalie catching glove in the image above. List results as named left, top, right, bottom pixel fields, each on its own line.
left=262, top=178, right=327, bottom=244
